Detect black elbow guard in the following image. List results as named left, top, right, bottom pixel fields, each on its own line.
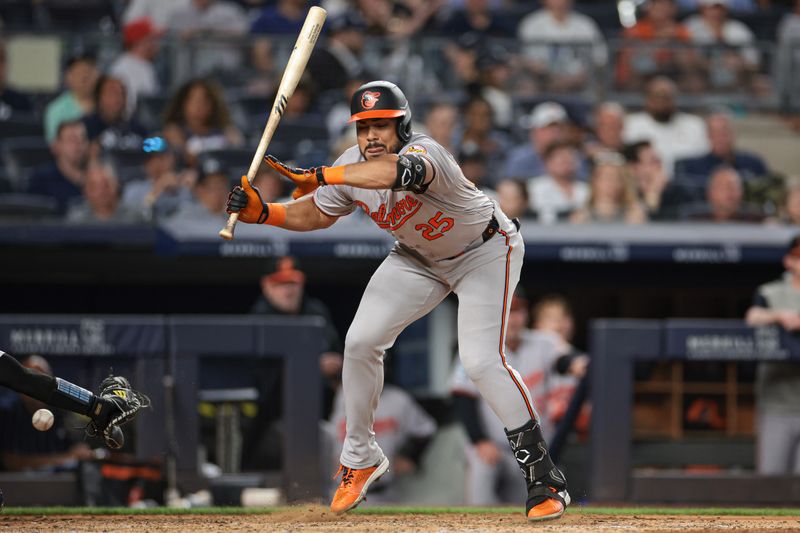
left=394, top=154, right=429, bottom=194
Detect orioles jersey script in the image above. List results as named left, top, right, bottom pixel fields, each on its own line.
left=313, top=133, right=495, bottom=262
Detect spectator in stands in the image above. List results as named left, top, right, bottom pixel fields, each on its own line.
left=453, top=95, right=510, bottom=180
left=325, top=76, right=368, bottom=141
left=623, top=76, right=708, bottom=177
left=308, top=12, right=367, bottom=94
left=167, top=0, right=248, bottom=39
left=327, top=380, right=437, bottom=503
left=476, top=45, right=513, bottom=130
left=166, top=0, right=249, bottom=75
left=169, top=156, right=231, bottom=220
left=44, top=54, right=97, bottom=142
left=684, top=0, right=759, bottom=90
left=121, top=137, right=194, bottom=221
left=251, top=0, right=309, bottom=34
left=504, top=101, right=583, bottom=181
left=0, top=355, right=94, bottom=471
left=675, top=111, right=768, bottom=185
left=624, top=140, right=694, bottom=220
left=528, top=140, right=589, bottom=224
left=82, top=75, right=148, bottom=155
left=745, top=235, right=800, bottom=475
left=245, top=256, right=343, bottom=467
left=66, top=160, right=140, bottom=224
left=439, top=0, right=514, bottom=37
left=615, top=0, right=695, bottom=90
left=459, top=149, right=490, bottom=191
left=28, top=121, right=89, bottom=214
left=0, top=39, right=33, bottom=118
left=123, top=0, right=191, bottom=29
left=355, top=0, right=443, bottom=37
left=450, top=290, right=561, bottom=504
left=584, top=102, right=626, bottom=159
left=110, top=17, right=163, bottom=115
left=570, top=152, right=647, bottom=224
left=517, top=0, right=606, bottom=93
left=496, top=178, right=532, bottom=220
left=423, top=101, right=459, bottom=154
left=682, top=166, right=762, bottom=221
left=162, top=78, right=244, bottom=165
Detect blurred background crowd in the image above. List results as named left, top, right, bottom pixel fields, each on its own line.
left=0, top=0, right=799, bottom=227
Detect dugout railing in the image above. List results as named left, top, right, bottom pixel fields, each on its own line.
left=590, top=319, right=800, bottom=503
left=0, top=314, right=326, bottom=505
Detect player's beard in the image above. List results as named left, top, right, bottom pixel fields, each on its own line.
left=361, top=139, right=402, bottom=160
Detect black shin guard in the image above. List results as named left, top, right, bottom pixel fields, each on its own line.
left=505, top=419, right=568, bottom=510
left=0, top=351, right=95, bottom=416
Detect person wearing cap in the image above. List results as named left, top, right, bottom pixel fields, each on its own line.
left=121, top=136, right=194, bottom=221
left=109, top=17, right=163, bottom=115
left=684, top=0, right=759, bottom=89
left=44, top=53, right=98, bottom=143
left=307, top=12, right=367, bottom=94
left=450, top=289, right=562, bottom=505
left=170, top=156, right=230, bottom=220
left=517, top=0, right=606, bottom=93
left=503, top=101, right=588, bottom=182
left=745, top=235, right=800, bottom=475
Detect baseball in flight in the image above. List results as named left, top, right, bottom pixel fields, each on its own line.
left=32, top=408, right=54, bottom=431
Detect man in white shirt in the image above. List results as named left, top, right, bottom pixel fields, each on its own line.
left=528, top=140, right=590, bottom=224
left=517, top=0, right=606, bottom=92
left=109, top=17, right=163, bottom=115
left=623, top=76, right=708, bottom=177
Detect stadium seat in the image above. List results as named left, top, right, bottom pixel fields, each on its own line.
left=0, top=193, right=59, bottom=219
left=0, top=115, right=45, bottom=141
left=1, top=136, right=51, bottom=185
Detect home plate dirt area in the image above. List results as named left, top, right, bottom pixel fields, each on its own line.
left=2, top=506, right=799, bottom=532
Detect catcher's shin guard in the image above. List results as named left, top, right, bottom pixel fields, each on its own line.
left=505, top=419, right=570, bottom=521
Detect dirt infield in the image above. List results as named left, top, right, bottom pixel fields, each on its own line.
left=3, top=507, right=799, bottom=533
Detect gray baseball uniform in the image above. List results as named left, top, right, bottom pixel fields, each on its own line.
left=314, top=133, right=538, bottom=470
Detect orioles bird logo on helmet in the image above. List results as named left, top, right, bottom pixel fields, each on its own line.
left=361, top=91, right=381, bottom=110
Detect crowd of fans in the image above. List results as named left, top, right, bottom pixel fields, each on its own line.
left=0, top=0, right=798, bottom=226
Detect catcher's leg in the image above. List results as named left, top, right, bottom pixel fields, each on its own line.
left=333, top=249, right=448, bottom=513
left=0, top=349, right=95, bottom=415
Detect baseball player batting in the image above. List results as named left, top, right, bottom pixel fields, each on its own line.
left=0, top=349, right=148, bottom=449
left=225, top=80, right=570, bottom=520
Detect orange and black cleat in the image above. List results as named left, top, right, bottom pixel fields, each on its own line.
left=526, top=485, right=570, bottom=522
left=330, top=457, right=390, bottom=514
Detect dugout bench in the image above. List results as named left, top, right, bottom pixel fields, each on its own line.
left=0, top=315, right=326, bottom=505
left=590, top=319, right=800, bottom=503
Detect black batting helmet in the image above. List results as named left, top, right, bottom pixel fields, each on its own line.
left=348, top=81, right=412, bottom=144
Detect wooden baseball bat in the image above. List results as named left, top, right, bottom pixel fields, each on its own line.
left=219, top=6, right=327, bottom=240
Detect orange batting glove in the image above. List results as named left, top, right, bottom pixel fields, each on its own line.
left=264, top=155, right=345, bottom=189
left=226, top=176, right=272, bottom=224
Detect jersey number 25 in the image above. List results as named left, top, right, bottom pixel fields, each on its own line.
left=415, top=211, right=454, bottom=241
